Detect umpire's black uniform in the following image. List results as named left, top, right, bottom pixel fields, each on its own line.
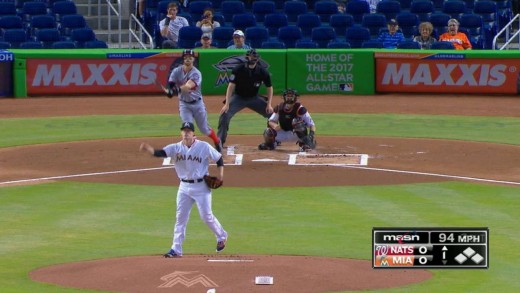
left=217, top=61, right=272, bottom=145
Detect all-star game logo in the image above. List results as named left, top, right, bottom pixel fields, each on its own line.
left=213, top=55, right=270, bottom=87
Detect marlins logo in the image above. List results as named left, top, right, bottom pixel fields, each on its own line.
left=213, top=55, right=270, bottom=87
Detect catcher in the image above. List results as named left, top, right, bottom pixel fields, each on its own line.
left=258, top=89, right=316, bottom=151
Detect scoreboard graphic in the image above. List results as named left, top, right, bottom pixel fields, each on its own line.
left=373, top=228, right=489, bottom=269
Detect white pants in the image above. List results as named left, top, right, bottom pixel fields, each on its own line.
left=171, top=181, right=227, bottom=255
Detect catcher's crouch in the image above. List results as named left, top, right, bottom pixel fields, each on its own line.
left=258, top=89, right=316, bottom=151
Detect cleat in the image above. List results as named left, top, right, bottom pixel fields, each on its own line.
left=216, top=239, right=227, bottom=252
left=258, top=143, right=275, bottom=150
left=163, top=249, right=181, bottom=258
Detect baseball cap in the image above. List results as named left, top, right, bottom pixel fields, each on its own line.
left=387, top=19, right=398, bottom=25
left=233, top=30, right=244, bottom=37
left=201, top=33, right=212, bottom=40
left=180, top=121, right=195, bottom=131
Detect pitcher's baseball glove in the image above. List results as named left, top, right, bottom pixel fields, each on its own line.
left=204, top=175, right=223, bottom=189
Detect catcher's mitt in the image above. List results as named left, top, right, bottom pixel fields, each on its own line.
left=203, top=175, right=223, bottom=189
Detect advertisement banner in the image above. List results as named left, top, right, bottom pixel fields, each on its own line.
left=26, top=52, right=181, bottom=95
left=286, top=49, right=375, bottom=95
left=198, top=49, right=287, bottom=95
left=375, top=52, right=520, bottom=94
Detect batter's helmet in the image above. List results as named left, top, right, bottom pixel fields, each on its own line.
left=283, top=88, right=299, bottom=104
left=182, top=49, right=195, bottom=58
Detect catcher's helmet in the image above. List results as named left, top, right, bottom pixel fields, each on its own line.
left=246, top=49, right=259, bottom=58
left=282, top=88, right=299, bottom=104
left=182, top=49, right=195, bottom=58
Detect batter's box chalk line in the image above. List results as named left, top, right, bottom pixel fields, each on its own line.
left=288, top=153, right=368, bottom=166
left=162, top=154, right=243, bottom=166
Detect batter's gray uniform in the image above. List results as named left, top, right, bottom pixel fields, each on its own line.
left=168, top=65, right=213, bottom=136
left=162, top=139, right=227, bottom=256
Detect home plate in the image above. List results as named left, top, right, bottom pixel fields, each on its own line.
left=288, top=153, right=368, bottom=166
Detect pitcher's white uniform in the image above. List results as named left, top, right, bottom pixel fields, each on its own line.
left=162, top=139, right=227, bottom=256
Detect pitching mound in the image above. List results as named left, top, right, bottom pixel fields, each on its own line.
left=30, top=254, right=432, bottom=292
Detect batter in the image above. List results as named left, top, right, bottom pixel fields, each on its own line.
left=168, top=49, right=222, bottom=152
left=140, top=121, right=227, bottom=257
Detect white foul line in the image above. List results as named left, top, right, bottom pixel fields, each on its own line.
left=1, top=165, right=518, bottom=187
left=0, top=167, right=170, bottom=186
left=207, top=259, right=254, bottom=262
left=339, top=165, right=520, bottom=186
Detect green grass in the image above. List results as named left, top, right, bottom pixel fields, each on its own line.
left=1, top=113, right=519, bottom=292
left=0, top=113, right=519, bottom=147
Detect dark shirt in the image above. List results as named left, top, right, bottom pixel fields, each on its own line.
left=229, top=62, right=272, bottom=97
left=274, top=102, right=307, bottom=131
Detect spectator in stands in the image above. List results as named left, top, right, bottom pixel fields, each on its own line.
left=413, top=22, right=437, bottom=49
left=438, top=18, right=472, bottom=50
left=197, top=33, right=217, bottom=49
left=137, top=0, right=145, bottom=20
left=336, top=1, right=346, bottom=13
left=159, top=2, right=189, bottom=49
left=377, top=19, right=405, bottom=49
left=365, top=0, right=381, bottom=14
left=227, top=30, right=252, bottom=49
left=196, top=8, right=220, bottom=39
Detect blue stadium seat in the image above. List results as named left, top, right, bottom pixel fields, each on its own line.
left=429, top=12, right=451, bottom=35
left=36, top=28, right=62, bottom=48
left=51, top=40, right=77, bottom=48
left=277, top=25, right=303, bottom=48
left=252, top=0, right=275, bottom=23
left=345, top=26, right=371, bottom=48
left=362, top=13, right=387, bottom=38
left=261, top=40, right=285, bottom=48
left=398, top=0, right=413, bottom=12
left=284, top=0, right=307, bottom=23
left=296, top=12, right=321, bottom=38
left=459, top=13, right=484, bottom=48
left=245, top=26, right=269, bottom=48
left=362, top=39, right=384, bottom=48
left=21, top=1, right=48, bottom=22
left=263, top=12, right=288, bottom=37
left=432, top=0, right=445, bottom=10
left=0, top=2, right=17, bottom=16
left=295, top=39, right=319, bottom=48
left=376, top=0, right=401, bottom=20
left=346, top=0, right=370, bottom=24
left=311, top=26, right=336, bottom=48
left=231, top=12, right=257, bottom=33
left=473, top=0, right=498, bottom=48
left=0, top=15, right=24, bottom=32
left=397, top=40, right=421, bottom=48
left=52, top=0, right=77, bottom=22
left=177, top=25, right=202, bottom=48
left=327, top=40, right=351, bottom=48
left=188, top=0, right=212, bottom=21
left=84, top=40, right=108, bottom=48
left=0, top=41, right=11, bottom=49
left=211, top=26, right=234, bottom=48
left=2, top=28, right=28, bottom=48
left=221, top=0, right=245, bottom=23
left=410, top=0, right=434, bottom=22
left=59, top=14, right=87, bottom=37
left=329, top=13, right=354, bottom=40
left=19, top=40, right=43, bottom=49
left=314, top=0, right=339, bottom=23
left=442, top=0, right=466, bottom=20
left=396, top=12, right=419, bottom=38
left=431, top=41, right=456, bottom=49
left=71, top=27, right=96, bottom=48
left=29, top=15, right=56, bottom=37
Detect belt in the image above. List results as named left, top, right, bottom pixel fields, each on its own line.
left=181, top=178, right=204, bottom=183
left=182, top=98, right=201, bottom=104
